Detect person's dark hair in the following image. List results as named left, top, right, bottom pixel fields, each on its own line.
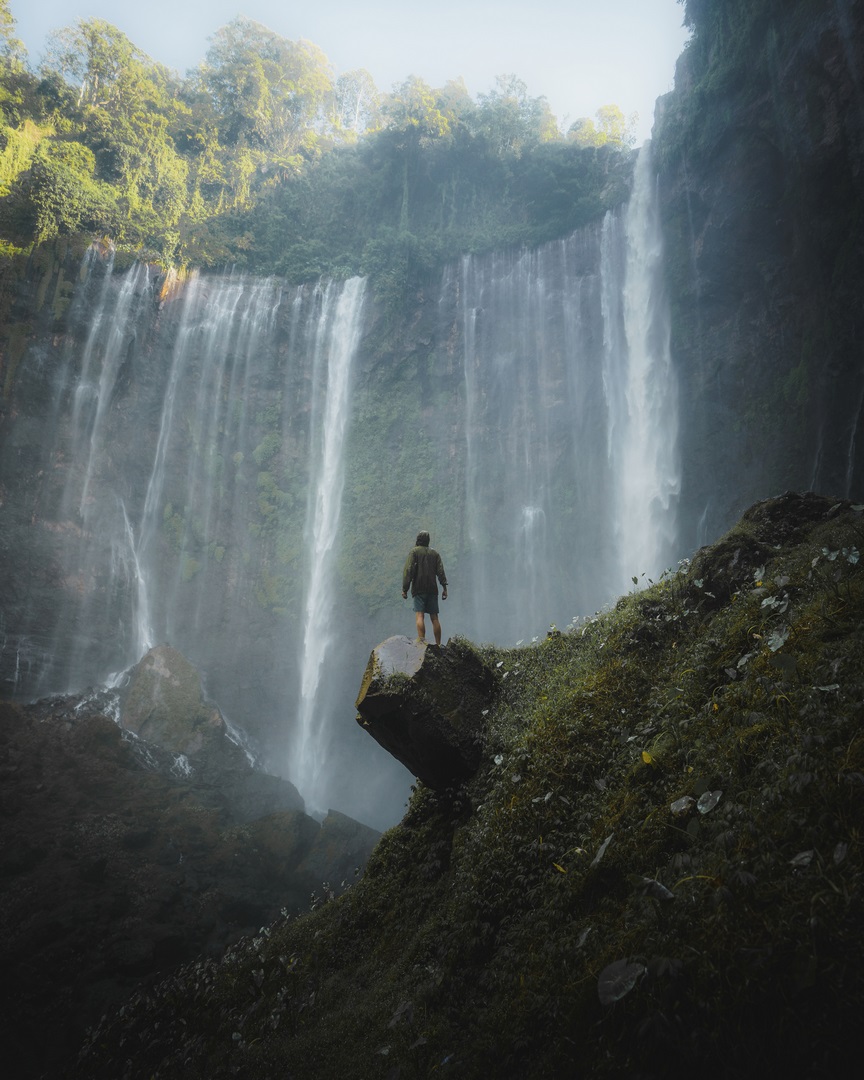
left=416, top=530, right=430, bottom=547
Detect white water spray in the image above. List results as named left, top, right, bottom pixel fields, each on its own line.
left=293, top=277, right=367, bottom=812
left=603, top=142, right=680, bottom=589
left=77, top=263, right=152, bottom=515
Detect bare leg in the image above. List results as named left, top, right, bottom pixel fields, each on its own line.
left=430, top=614, right=442, bottom=646
left=415, top=611, right=426, bottom=642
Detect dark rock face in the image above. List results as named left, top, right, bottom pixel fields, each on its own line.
left=0, top=683, right=380, bottom=1080
left=655, top=0, right=864, bottom=547
left=355, top=637, right=495, bottom=789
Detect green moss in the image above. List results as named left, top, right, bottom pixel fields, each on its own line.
left=254, top=568, right=293, bottom=614
left=252, top=432, right=282, bottom=467
left=1, top=322, right=27, bottom=400
left=181, top=555, right=201, bottom=582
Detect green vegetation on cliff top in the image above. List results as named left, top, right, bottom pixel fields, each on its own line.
left=0, top=1, right=635, bottom=290
left=76, top=494, right=864, bottom=1078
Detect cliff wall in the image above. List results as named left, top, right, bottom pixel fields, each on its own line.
left=655, top=0, right=864, bottom=547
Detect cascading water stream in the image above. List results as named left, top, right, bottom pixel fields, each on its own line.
left=457, top=161, right=678, bottom=644
left=77, top=263, right=152, bottom=514
left=292, top=277, right=367, bottom=813
left=602, top=141, right=679, bottom=590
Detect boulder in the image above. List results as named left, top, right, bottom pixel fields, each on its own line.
left=121, top=644, right=228, bottom=755
left=355, top=636, right=495, bottom=789
left=120, top=644, right=304, bottom=823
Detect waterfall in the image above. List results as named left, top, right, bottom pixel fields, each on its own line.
left=292, top=277, right=366, bottom=814
left=602, top=141, right=680, bottom=589
left=845, top=379, right=864, bottom=497
left=457, top=148, right=678, bottom=642
left=458, top=230, right=609, bottom=644
left=133, top=270, right=284, bottom=646
left=1, top=158, right=680, bottom=828
left=47, top=259, right=155, bottom=688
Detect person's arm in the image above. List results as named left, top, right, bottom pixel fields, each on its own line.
left=437, top=554, right=448, bottom=600
left=402, top=550, right=414, bottom=598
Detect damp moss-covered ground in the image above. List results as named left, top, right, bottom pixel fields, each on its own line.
left=77, top=493, right=864, bottom=1079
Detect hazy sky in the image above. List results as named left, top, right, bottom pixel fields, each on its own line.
left=8, top=0, right=690, bottom=144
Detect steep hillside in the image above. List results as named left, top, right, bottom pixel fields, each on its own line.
left=75, top=493, right=864, bottom=1079
left=655, top=0, right=864, bottom=546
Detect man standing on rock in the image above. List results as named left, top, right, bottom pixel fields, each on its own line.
left=402, top=530, right=448, bottom=646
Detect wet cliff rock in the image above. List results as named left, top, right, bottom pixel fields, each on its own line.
left=120, top=644, right=305, bottom=823
left=655, top=0, right=864, bottom=548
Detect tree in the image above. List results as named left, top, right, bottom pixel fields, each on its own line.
left=0, top=137, right=117, bottom=243
left=43, top=19, right=149, bottom=111
left=0, top=0, right=29, bottom=125
left=568, top=104, right=637, bottom=148
left=200, top=17, right=333, bottom=158
left=382, top=76, right=453, bottom=140
left=333, top=69, right=380, bottom=137
left=473, top=74, right=558, bottom=157
left=37, top=19, right=192, bottom=254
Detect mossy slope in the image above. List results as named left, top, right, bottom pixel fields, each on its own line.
left=77, top=493, right=864, bottom=1079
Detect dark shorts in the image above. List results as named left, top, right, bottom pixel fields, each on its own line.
left=412, top=593, right=439, bottom=615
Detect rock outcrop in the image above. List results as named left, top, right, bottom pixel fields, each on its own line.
left=355, top=636, right=496, bottom=789
left=120, top=644, right=304, bottom=823
left=0, top=670, right=381, bottom=1080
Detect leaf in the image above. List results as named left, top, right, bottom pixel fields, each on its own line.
left=591, top=833, right=614, bottom=868
left=766, top=625, right=790, bottom=652
left=833, top=842, right=848, bottom=865
left=597, top=959, right=646, bottom=1005
left=790, top=850, right=814, bottom=868
left=388, top=1000, right=414, bottom=1027
left=641, top=750, right=653, bottom=765
left=640, top=877, right=674, bottom=901
left=670, top=795, right=695, bottom=816
left=696, top=790, right=722, bottom=814
left=553, top=862, right=567, bottom=874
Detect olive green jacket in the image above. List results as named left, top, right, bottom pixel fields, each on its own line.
left=402, top=546, right=447, bottom=597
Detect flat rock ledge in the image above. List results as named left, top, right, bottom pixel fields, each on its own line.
left=355, top=636, right=496, bottom=789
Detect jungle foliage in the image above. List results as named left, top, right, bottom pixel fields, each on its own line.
left=74, top=494, right=864, bottom=1078
left=0, top=3, right=635, bottom=291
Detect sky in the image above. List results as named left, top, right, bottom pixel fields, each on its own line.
left=8, top=0, right=691, bottom=144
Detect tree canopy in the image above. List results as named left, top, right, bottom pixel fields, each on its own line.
left=0, top=6, right=636, bottom=288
